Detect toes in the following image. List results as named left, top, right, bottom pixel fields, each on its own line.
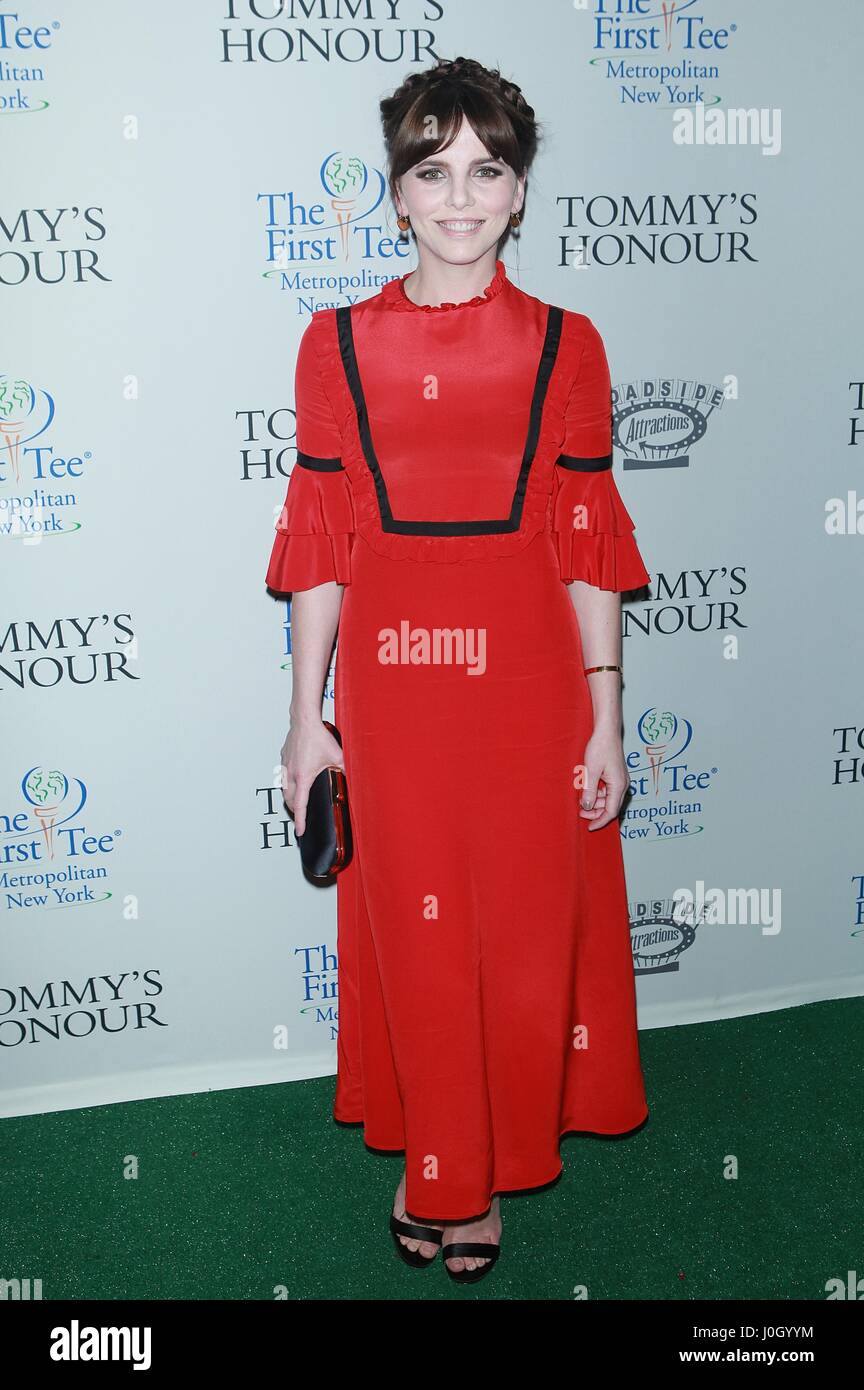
left=448, top=1254, right=489, bottom=1272
left=399, top=1234, right=438, bottom=1258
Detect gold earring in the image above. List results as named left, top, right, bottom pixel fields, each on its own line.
left=509, top=210, right=522, bottom=227
left=396, top=214, right=411, bottom=231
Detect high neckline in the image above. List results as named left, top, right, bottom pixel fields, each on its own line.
left=382, top=257, right=509, bottom=313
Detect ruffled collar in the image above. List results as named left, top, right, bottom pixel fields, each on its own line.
left=381, top=257, right=509, bottom=313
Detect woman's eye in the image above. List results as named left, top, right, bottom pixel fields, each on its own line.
left=415, top=166, right=503, bottom=180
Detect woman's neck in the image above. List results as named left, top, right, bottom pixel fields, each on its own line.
left=401, top=250, right=500, bottom=308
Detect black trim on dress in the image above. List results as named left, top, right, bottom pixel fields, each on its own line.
left=296, top=451, right=344, bottom=472
left=555, top=452, right=612, bottom=471
left=334, top=303, right=564, bottom=535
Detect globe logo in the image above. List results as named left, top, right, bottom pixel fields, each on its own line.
left=22, top=767, right=70, bottom=859
left=321, top=152, right=369, bottom=259
left=0, top=376, right=52, bottom=486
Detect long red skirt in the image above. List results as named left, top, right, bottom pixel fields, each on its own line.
left=332, top=526, right=648, bottom=1223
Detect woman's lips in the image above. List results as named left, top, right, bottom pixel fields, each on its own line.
left=435, top=219, right=485, bottom=236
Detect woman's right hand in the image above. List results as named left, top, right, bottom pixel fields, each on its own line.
left=280, top=718, right=345, bottom=838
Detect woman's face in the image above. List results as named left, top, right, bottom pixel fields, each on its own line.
left=394, top=115, right=525, bottom=266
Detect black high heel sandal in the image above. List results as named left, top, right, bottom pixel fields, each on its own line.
left=441, top=1240, right=501, bottom=1284
left=389, top=1212, right=444, bottom=1268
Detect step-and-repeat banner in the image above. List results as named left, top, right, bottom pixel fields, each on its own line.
left=3, top=1, right=862, bottom=1117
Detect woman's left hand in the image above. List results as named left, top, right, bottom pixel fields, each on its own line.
left=579, top=727, right=630, bottom=830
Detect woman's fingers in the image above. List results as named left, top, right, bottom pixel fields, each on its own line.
left=581, top=774, right=621, bottom=812
left=324, top=731, right=345, bottom=771
left=280, top=763, right=296, bottom=809
left=293, top=780, right=310, bottom=838
left=583, top=771, right=629, bottom=829
left=281, top=724, right=347, bottom=840
left=579, top=770, right=605, bottom=815
left=288, top=763, right=335, bottom=837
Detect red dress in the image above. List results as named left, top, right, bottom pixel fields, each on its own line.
left=266, top=258, right=651, bottom=1223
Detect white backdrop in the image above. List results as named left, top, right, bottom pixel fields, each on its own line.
left=3, top=0, right=863, bottom=1118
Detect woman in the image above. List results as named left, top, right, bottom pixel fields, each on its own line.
left=266, top=56, right=651, bottom=1285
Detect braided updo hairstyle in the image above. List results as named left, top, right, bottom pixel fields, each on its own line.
left=379, top=56, right=542, bottom=217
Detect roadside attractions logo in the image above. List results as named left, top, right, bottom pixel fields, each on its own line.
left=623, top=707, right=718, bottom=840
left=613, top=373, right=728, bottom=470
left=628, top=895, right=708, bottom=975
left=0, top=376, right=91, bottom=540
left=588, top=0, right=736, bottom=109
left=261, top=152, right=408, bottom=305
left=1, top=767, right=123, bottom=914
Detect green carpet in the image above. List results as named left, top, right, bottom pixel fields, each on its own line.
left=1, top=998, right=860, bottom=1300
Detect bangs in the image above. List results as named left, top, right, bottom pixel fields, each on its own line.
left=388, top=83, right=525, bottom=194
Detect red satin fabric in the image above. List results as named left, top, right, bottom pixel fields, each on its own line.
left=266, top=259, right=651, bottom=1222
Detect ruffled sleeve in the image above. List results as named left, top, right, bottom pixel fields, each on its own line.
left=551, top=316, right=650, bottom=592
left=265, top=316, right=355, bottom=595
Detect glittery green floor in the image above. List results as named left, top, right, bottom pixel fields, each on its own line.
left=2, top=998, right=861, bottom=1300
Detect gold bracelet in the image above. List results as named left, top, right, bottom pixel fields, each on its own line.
left=583, top=664, right=623, bottom=675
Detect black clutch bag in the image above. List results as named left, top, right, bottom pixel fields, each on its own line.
left=294, top=720, right=353, bottom=880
